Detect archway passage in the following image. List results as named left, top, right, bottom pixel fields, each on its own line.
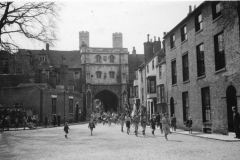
left=94, top=90, right=118, bottom=112
left=170, top=97, right=175, bottom=117
left=226, top=85, right=238, bottom=132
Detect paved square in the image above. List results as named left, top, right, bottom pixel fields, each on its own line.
left=0, top=123, right=240, bottom=160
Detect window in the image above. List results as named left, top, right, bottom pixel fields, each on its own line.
left=16, top=67, right=23, bottom=74
left=147, top=65, right=149, bottom=73
left=196, top=43, right=205, bottom=77
left=195, top=13, right=203, bottom=32
left=160, top=85, right=165, bottom=103
left=142, top=88, right=144, bottom=102
left=96, top=71, right=102, bottom=78
left=152, top=60, right=154, bottom=69
left=159, top=66, right=162, bottom=79
left=109, top=55, right=115, bottom=63
left=74, top=72, right=80, bottom=79
left=69, top=99, right=73, bottom=113
left=214, top=31, right=225, bottom=71
left=134, top=86, right=138, bottom=98
left=147, top=77, right=156, bottom=93
left=96, top=55, right=101, bottom=63
left=182, top=91, right=189, bottom=122
left=182, top=53, right=189, bottom=82
left=157, top=86, right=160, bottom=103
left=109, top=71, right=115, bottom=78
left=39, top=56, right=45, bottom=62
left=171, top=60, right=177, bottom=85
left=0, top=59, right=9, bottom=74
left=45, top=71, right=49, bottom=79
left=87, top=73, right=90, bottom=79
left=122, top=73, right=126, bottom=79
left=212, top=1, right=222, bottom=20
left=135, top=70, right=138, bottom=80
left=201, top=87, right=211, bottom=122
left=104, top=73, right=107, bottom=79
left=181, top=25, right=187, bottom=42
left=68, top=85, right=74, bottom=92
left=170, top=34, right=175, bottom=49
left=52, top=98, right=57, bottom=114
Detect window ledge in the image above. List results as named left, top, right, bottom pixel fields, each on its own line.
left=181, top=39, right=188, bottom=45
left=172, top=84, right=177, bottom=87
left=170, top=47, right=176, bottom=51
left=197, top=74, right=206, bottom=80
left=212, top=15, right=222, bottom=23
left=215, top=67, right=226, bottom=74
left=195, top=29, right=203, bottom=35
left=183, top=79, right=190, bottom=84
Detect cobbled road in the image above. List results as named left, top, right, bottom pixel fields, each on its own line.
left=0, top=123, right=240, bottom=160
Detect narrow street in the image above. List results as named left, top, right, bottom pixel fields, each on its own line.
left=0, top=123, right=240, bottom=160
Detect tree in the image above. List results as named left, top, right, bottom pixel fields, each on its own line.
left=0, top=2, right=60, bottom=53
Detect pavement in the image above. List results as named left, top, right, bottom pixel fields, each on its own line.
left=1, top=123, right=240, bottom=160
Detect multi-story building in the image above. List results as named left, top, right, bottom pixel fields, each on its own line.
left=164, top=1, right=240, bottom=134
left=80, top=32, right=129, bottom=120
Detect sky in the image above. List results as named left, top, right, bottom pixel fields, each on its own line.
left=18, top=0, right=204, bottom=54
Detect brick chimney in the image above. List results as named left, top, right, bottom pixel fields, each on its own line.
left=46, top=43, right=49, bottom=51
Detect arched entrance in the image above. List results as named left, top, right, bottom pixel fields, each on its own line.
left=170, top=97, right=175, bottom=117
left=94, top=90, right=118, bottom=112
left=226, top=85, right=238, bottom=132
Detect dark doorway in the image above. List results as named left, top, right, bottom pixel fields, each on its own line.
left=226, top=85, right=237, bottom=132
left=94, top=90, right=118, bottom=112
left=170, top=97, right=175, bottom=117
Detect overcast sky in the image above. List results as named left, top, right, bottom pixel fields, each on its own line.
left=20, top=0, right=204, bottom=54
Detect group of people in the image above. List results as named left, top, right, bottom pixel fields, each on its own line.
left=44, top=113, right=61, bottom=128
left=0, top=114, right=39, bottom=131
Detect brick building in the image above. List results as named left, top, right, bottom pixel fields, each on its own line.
left=164, top=1, right=240, bottom=134
left=0, top=83, right=82, bottom=123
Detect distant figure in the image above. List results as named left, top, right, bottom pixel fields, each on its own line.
left=48, top=117, right=52, bottom=128
left=64, top=122, right=70, bottom=138
left=125, top=115, right=131, bottom=135
left=156, top=112, right=163, bottom=133
left=23, top=116, right=27, bottom=130
left=140, top=115, right=147, bottom=136
left=35, top=114, right=39, bottom=129
left=88, top=120, right=95, bottom=136
left=119, top=113, right=125, bottom=132
left=15, top=117, right=19, bottom=131
left=5, top=115, right=10, bottom=131
left=162, top=113, right=170, bottom=140
left=232, top=106, right=240, bottom=139
left=53, top=114, right=57, bottom=127
left=186, top=117, right=193, bottom=134
left=133, top=114, right=140, bottom=137
left=150, top=114, right=156, bottom=135
left=171, top=114, right=177, bottom=131
left=45, top=114, right=48, bottom=128
left=57, top=113, right=61, bottom=126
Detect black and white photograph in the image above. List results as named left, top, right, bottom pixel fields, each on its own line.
left=0, top=0, right=240, bottom=159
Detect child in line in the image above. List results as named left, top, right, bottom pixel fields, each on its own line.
left=88, top=119, right=95, bottom=136
left=64, top=122, right=69, bottom=138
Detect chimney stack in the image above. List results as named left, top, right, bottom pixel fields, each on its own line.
left=132, top=47, right=136, bottom=57
left=154, top=36, right=156, bottom=41
left=189, top=5, right=192, bottom=14
left=46, top=43, right=49, bottom=51
left=194, top=5, right=196, bottom=10
left=147, top=34, right=150, bottom=42
left=150, top=39, right=152, bottom=42
left=158, top=37, right=160, bottom=41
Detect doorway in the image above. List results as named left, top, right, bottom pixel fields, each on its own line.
left=170, top=97, right=175, bottom=117
left=226, top=85, right=237, bottom=132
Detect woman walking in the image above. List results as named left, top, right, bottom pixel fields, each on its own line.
left=64, top=122, right=70, bottom=138
left=150, top=114, right=156, bottom=135
left=119, top=113, right=125, bottom=132
left=140, top=115, right=147, bottom=136
left=133, top=114, right=140, bottom=137
left=88, top=119, right=96, bottom=136
left=186, top=117, right=193, bottom=134
left=162, top=113, right=170, bottom=140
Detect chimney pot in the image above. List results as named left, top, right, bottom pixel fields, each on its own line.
left=194, top=5, right=196, bottom=10
left=154, top=36, right=156, bottom=41
left=189, top=5, right=192, bottom=14
left=147, top=34, right=150, bottom=42
left=46, top=43, right=49, bottom=51
left=158, top=37, right=160, bottom=41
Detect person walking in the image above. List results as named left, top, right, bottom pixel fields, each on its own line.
left=140, top=115, right=147, bottom=136
left=125, top=115, right=131, bottom=135
left=162, top=113, right=170, bottom=140
left=171, top=114, right=177, bottom=131
left=53, top=114, right=57, bottom=127
left=133, top=114, right=140, bottom=137
left=156, top=112, right=163, bottom=133
left=44, top=114, right=48, bottom=128
left=150, top=114, right=156, bottom=135
left=232, top=106, right=240, bottom=139
left=88, top=119, right=95, bottom=136
left=119, top=113, right=125, bottom=132
left=48, top=117, right=52, bottom=128
left=23, top=116, right=27, bottom=130
left=15, top=117, right=19, bottom=131
left=64, top=122, right=70, bottom=138
left=5, top=115, right=10, bottom=131
left=186, top=117, right=193, bottom=134
left=57, top=113, right=61, bottom=127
